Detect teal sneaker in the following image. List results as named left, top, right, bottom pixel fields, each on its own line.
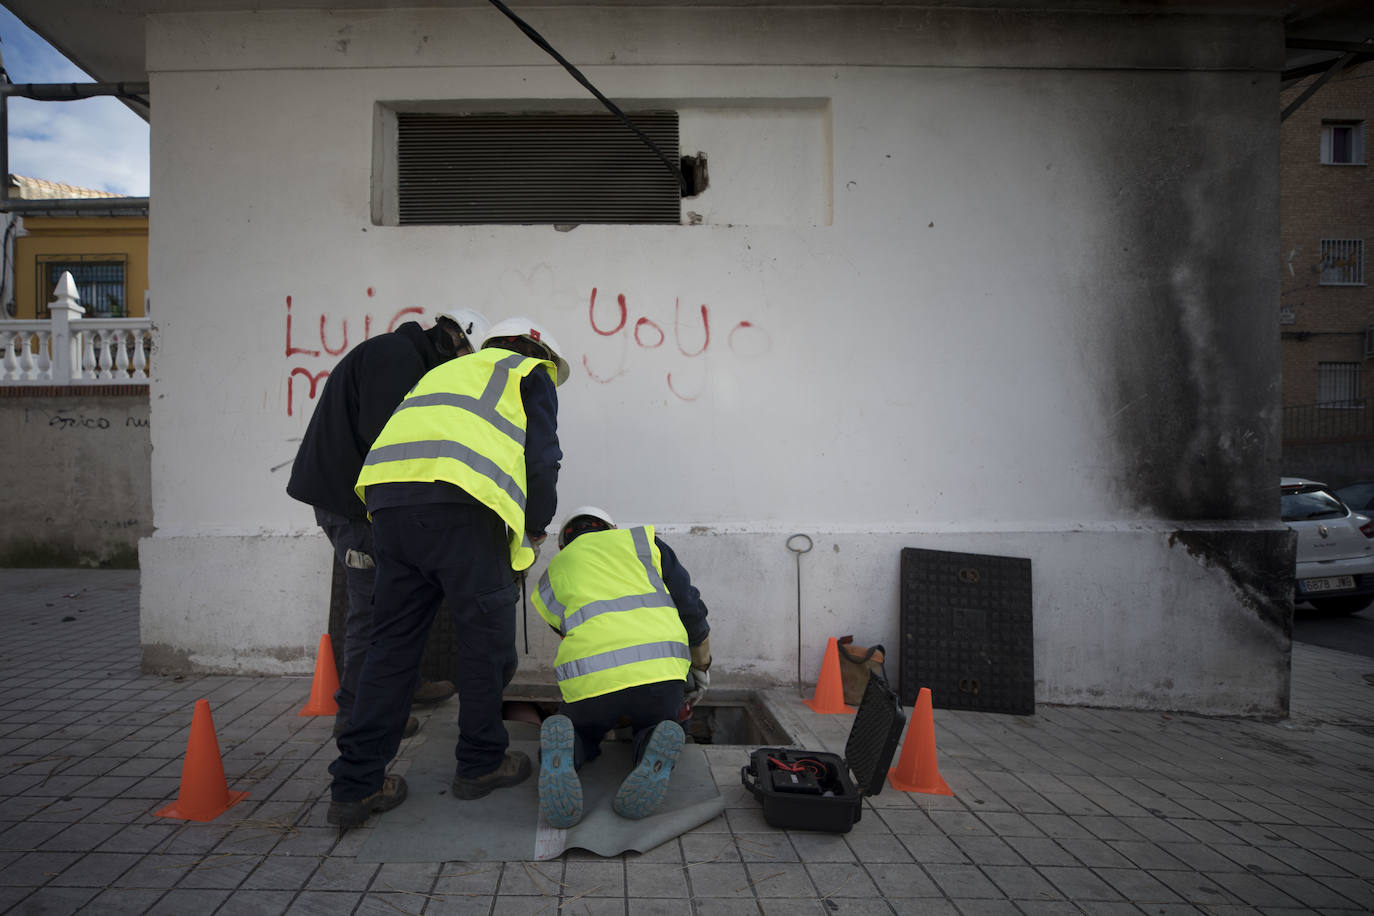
left=538, top=715, right=583, bottom=828
left=612, top=720, right=684, bottom=820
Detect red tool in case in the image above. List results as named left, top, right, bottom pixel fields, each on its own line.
left=741, top=673, right=906, bottom=833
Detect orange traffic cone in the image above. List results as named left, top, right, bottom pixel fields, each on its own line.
left=299, top=634, right=341, bottom=716
left=802, top=637, right=856, bottom=714
left=154, top=699, right=249, bottom=821
left=888, top=687, right=953, bottom=795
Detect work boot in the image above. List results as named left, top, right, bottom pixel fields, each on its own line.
left=451, top=750, right=532, bottom=800
left=613, top=720, right=684, bottom=820
left=333, top=715, right=420, bottom=740
left=411, top=679, right=456, bottom=708
left=538, top=715, right=583, bottom=828
left=326, top=774, right=408, bottom=829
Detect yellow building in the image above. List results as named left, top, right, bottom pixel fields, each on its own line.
left=6, top=175, right=149, bottom=319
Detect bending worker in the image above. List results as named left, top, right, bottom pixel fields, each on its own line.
left=532, top=507, right=712, bottom=828
left=287, top=309, right=490, bottom=740
left=326, top=317, right=569, bottom=829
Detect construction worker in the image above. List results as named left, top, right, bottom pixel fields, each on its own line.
left=326, top=317, right=568, bottom=829
left=287, top=309, right=490, bottom=741
left=531, top=507, right=712, bottom=828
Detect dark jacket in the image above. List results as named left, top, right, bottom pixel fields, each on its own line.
left=287, top=321, right=454, bottom=520
left=658, top=537, right=711, bottom=646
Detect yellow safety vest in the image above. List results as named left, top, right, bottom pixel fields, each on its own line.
left=355, top=347, right=556, bottom=571
left=532, top=525, right=691, bottom=702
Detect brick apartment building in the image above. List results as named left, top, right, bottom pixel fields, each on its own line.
left=1279, top=59, right=1374, bottom=483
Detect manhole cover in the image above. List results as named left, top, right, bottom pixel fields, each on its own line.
left=899, top=547, right=1035, bottom=715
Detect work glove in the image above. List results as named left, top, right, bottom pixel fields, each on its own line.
left=684, top=636, right=712, bottom=705
left=684, top=667, right=709, bottom=706
left=529, top=533, right=546, bottom=565
left=689, top=636, right=711, bottom=671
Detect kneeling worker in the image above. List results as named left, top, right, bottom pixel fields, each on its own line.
left=531, top=507, right=712, bottom=828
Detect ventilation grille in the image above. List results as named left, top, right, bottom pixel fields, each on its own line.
left=397, top=111, right=680, bottom=225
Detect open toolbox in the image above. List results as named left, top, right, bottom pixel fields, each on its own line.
left=741, top=673, right=906, bottom=832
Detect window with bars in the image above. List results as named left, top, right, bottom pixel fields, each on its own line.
left=1321, top=120, right=1365, bottom=165
left=1319, top=239, right=1364, bottom=286
left=392, top=110, right=682, bottom=225
left=1318, top=362, right=1363, bottom=408
left=38, top=256, right=127, bottom=317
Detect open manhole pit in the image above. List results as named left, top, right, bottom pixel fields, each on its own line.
left=501, top=690, right=793, bottom=747
left=329, top=566, right=791, bottom=746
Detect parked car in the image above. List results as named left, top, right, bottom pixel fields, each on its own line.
left=1281, top=477, right=1374, bottom=615
left=1334, top=481, right=1374, bottom=513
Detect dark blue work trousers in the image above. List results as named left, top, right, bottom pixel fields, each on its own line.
left=329, top=502, right=520, bottom=801
left=315, top=511, right=379, bottom=719
left=561, top=679, right=686, bottom=770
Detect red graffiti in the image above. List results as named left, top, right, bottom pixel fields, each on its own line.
left=387, top=308, right=424, bottom=332
left=589, top=288, right=628, bottom=336
left=666, top=372, right=702, bottom=401
left=634, top=317, right=665, bottom=348
left=284, top=296, right=320, bottom=358
left=728, top=320, right=770, bottom=357
left=583, top=287, right=766, bottom=401
left=321, top=315, right=349, bottom=356
left=287, top=367, right=329, bottom=418
left=284, top=295, right=431, bottom=415
left=582, top=352, right=626, bottom=384
left=674, top=299, right=709, bottom=357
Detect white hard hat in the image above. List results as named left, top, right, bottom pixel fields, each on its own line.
left=559, top=505, right=616, bottom=548
left=481, top=316, right=570, bottom=386
left=434, top=309, right=491, bottom=351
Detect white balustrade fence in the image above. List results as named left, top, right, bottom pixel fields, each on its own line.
left=0, top=271, right=154, bottom=385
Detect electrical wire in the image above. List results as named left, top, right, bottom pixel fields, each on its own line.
left=483, top=0, right=686, bottom=194
left=767, top=755, right=826, bottom=777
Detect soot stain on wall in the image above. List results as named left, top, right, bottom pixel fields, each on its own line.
left=1168, top=528, right=1294, bottom=635
left=1097, top=76, right=1278, bottom=521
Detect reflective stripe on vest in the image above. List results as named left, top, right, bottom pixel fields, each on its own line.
left=531, top=525, right=690, bottom=702
left=364, top=438, right=525, bottom=513
left=554, top=640, right=692, bottom=682
left=355, top=349, right=551, bottom=570
left=545, top=527, right=672, bottom=633
left=391, top=354, right=527, bottom=443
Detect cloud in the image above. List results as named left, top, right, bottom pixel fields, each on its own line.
left=1, top=8, right=149, bottom=196
left=8, top=98, right=149, bottom=196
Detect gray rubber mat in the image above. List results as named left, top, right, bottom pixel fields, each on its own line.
left=359, top=720, right=725, bottom=862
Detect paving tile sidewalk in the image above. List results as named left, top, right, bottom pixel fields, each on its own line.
left=1, top=568, right=1372, bottom=915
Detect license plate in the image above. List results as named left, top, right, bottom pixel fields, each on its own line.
left=1300, top=576, right=1355, bottom=593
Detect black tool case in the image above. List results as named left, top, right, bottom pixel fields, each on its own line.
left=741, top=674, right=906, bottom=833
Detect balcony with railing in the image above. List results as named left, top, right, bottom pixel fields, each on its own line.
left=0, top=271, right=154, bottom=386
left=1282, top=399, right=1374, bottom=443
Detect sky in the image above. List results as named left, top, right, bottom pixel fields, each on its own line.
left=0, top=7, right=150, bottom=196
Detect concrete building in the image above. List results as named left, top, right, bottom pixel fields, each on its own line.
left=0, top=176, right=152, bottom=568
left=5, top=175, right=150, bottom=321
left=1278, top=59, right=1374, bottom=483
left=11, top=1, right=1372, bottom=718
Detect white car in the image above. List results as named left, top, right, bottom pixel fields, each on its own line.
left=1281, top=477, right=1374, bottom=615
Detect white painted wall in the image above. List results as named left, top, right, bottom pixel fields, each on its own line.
left=140, top=6, right=1290, bottom=714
